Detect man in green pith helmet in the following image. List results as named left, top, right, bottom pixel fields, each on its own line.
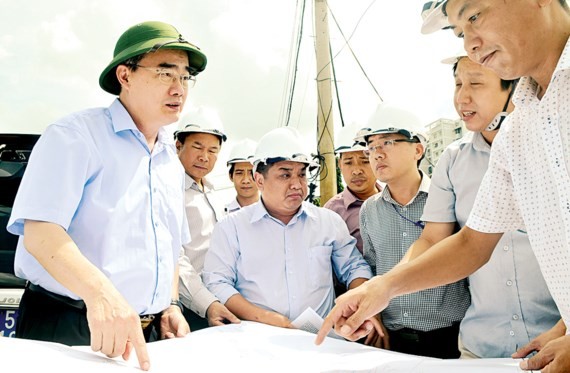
left=7, top=21, right=206, bottom=371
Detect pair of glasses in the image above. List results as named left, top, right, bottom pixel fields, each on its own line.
left=364, top=139, right=418, bottom=156
left=135, top=65, right=197, bottom=88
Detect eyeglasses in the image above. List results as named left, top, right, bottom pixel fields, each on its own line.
left=135, top=65, right=196, bottom=88
left=364, top=139, right=418, bottom=157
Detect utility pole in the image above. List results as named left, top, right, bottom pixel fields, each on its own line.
left=314, top=0, right=337, bottom=205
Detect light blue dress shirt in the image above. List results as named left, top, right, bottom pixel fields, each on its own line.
left=203, top=200, right=372, bottom=320
left=422, top=131, right=559, bottom=357
left=7, top=99, right=190, bottom=315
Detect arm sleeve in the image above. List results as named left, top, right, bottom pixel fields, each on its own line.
left=202, top=221, right=241, bottom=305
left=421, top=145, right=458, bottom=223
left=329, top=212, right=373, bottom=286
left=7, top=123, right=96, bottom=235
left=360, top=202, right=377, bottom=275
left=467, top=130, right=525, bottom=233
left=178, top=250, right=218, bottom=317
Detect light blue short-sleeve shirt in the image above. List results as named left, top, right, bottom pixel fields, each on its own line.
left=7, top=99, right=190, bottom=315
left=423, top=131, right=559, bottom=357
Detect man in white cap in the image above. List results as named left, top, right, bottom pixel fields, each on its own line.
left=225, top=138, right=259, bottom=214
left=357, top=104, right=470, bottom=358
left=203, top=127, right=372, bottom=329
left=7, top=21, right=206, bottom=370
left=175, top=109, right=240, bottom=331
left=318, top=2, right=570, bottom=371
left=324, top=124, right=381, bottom=255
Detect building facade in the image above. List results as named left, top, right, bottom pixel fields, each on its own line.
left=421, top=118, right=466, bottom=176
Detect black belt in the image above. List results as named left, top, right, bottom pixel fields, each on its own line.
left=389, top=323, right=460, bottom=343
left=27, top=283, right=160, bottom=329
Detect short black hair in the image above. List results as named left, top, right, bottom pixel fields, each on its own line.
left=254, top=162, right=271, bottom=177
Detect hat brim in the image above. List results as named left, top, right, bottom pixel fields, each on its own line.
left=421, top=1, right=449, bottom=34
left=441, top=53, right=467, bottom=65
left=99, top=39, right=207, bottom=95
left=174, top=128, right=227, bottom=143
left=335, top=144, right=368, bottom=154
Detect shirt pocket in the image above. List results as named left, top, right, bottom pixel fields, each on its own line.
left=309, top=245, right=333, bottom=288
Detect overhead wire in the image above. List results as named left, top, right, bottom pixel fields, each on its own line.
left=282, top=0, right=307, bottom=127
left=327, top=0, right=383, bottom=103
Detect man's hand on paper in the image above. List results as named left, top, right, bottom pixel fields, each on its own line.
left=518, top=334, right=570, bottom=372
left=85, top=287, right=150, bottom=371
left=206, top=301, right=241, bottom=326
left=315, top=276, right=391, bottom=345
left=160, top=304, right=190, bottom=339
left=512, top=319, right=565, bottom=359
left=364, top=314, right=390, bottom=349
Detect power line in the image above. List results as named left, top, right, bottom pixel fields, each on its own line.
left=329, top=41, right=345, bottom=128
left=327, top=1, right=383, bottom=102
left=282, top=0, right=307, bottom=127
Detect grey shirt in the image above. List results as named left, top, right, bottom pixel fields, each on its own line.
left=361, top=171, right=470, bottom=332
left=422, top=131, right=559, bottom=357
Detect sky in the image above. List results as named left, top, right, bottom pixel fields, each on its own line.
left=0, top=0, right=464, bottom=188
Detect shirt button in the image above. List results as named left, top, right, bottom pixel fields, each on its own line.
left=402, top=232, right=407, bottom=237
left=506, top=280, right=513, bottom=286
left=503, top=246, right=509, bottom=251
left=402, top=207, right=407, bottom=212
left=403, top=312, right=409, bottom=317
left=509, top=331, right=515, bottom=336
left=513, top=315, right=519, bottom=320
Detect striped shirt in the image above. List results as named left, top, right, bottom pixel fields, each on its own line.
left=360, top=172, right=470, bottom=332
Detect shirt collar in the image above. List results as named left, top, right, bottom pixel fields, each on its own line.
left=380, top=170, right=431, bottom=207
left=109, top=99, right=173, bottom=147
left=341, top=182, right=382, bottom=209
left=459, top=131, right=491, bottom=154
left=513, top=35, right=570, bottom=107
left=185, top=174, right=214, bottom=192
left=250, top=199, right=314, bottom=225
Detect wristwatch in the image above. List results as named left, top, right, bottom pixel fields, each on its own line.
left=170, top=299, right=183, bottom=311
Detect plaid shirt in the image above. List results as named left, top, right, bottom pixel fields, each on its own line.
left=360, top=172, right=470, bottom=332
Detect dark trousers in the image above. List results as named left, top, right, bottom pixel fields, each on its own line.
left=182, top=305, right=209, bottom=331
left=387, top=323, right=461, bottom=359
left=16, top=284, right=160, bottom=346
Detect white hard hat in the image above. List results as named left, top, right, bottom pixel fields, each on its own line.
left=227, top=138, right=258, bottom=167
left=441, top=50, right=468, bottom=65
left=355, top=104, right=429, bottom=150
left=252, top=127, right=318, bottom=171
left=334, top=123, right=367, bottom=155
left=420, top=0, right=449, bottom=35
left=174, top=107, right=227, bottom=143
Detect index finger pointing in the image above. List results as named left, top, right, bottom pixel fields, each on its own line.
left=130, top=329, right=151, bottom=371
left=315, top=314, right=335, bottom=345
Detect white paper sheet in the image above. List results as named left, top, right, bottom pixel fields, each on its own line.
left=291, top=306, right=344, bottom=340
left=0, top=322, right=526, bottom=372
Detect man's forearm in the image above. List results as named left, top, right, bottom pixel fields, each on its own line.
left=385, top=226, right=500, bottom=299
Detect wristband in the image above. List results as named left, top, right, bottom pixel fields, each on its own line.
left=170, top=299, right=183, bottom=311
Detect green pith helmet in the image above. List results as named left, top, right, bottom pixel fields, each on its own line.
left=99, top=21, right=207, bottom=95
